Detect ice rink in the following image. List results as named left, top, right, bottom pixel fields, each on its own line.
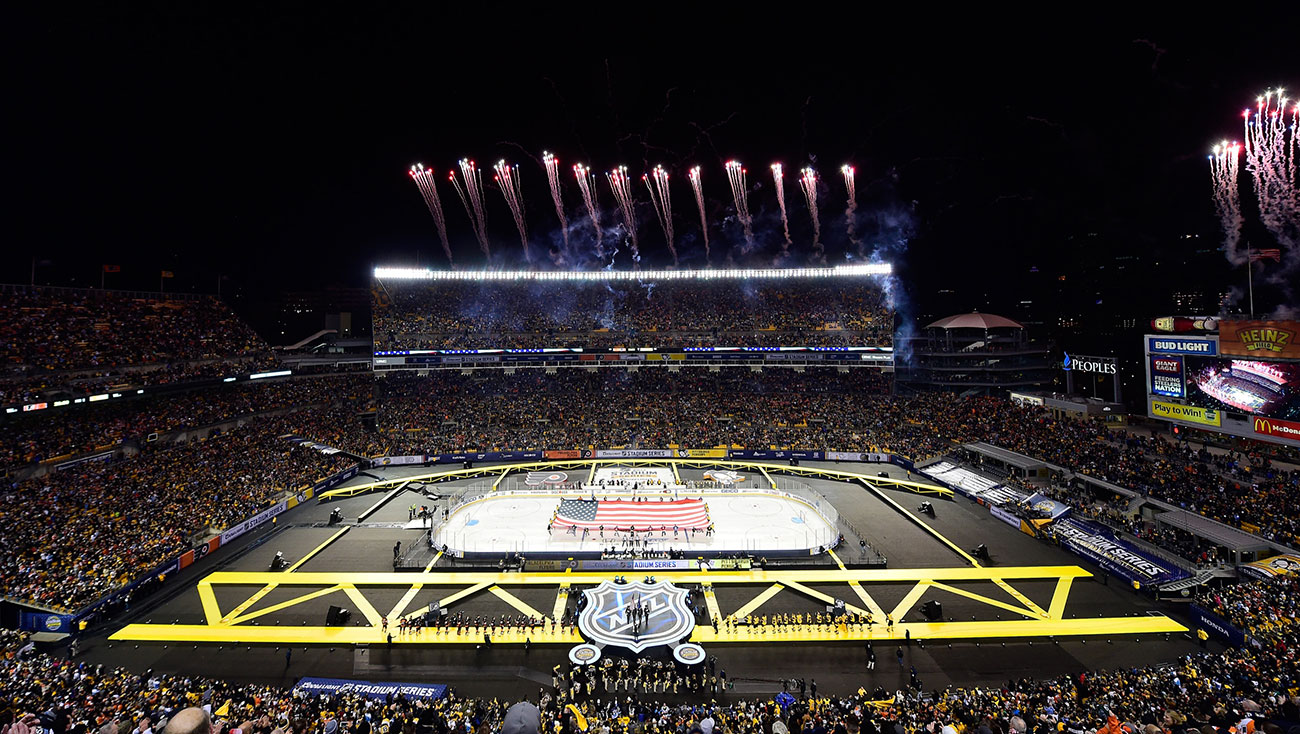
left=431, top=488, right=839, bottom=556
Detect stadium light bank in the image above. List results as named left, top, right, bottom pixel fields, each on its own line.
left=372, top=264, right=891, bottom=281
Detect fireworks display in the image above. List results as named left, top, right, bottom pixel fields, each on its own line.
left=542, top=152, right=570, bottom=257
left=573, top=163, right=603, bottom=257
left=725, top=160, right=754, bottom=248
left=493, top=159, right=530, bottom=262
left=841, top=164, right=859, bottom=250
left=799, top=166, right=823, bottom=259
left=688, top=165, right=710, bottom=264
left=606, top=166, right=640, bottom=262
left=408, top=163, right=453, bottom=265
left=643, top=165, right=677, bottom=266
left=449, top=159, right=491, bottom=258
left=771, top=163, right=793, bottom=257
left=1209, top=141, right=1243, bottom=262
left=407, top=154, right=881, bottom=266
left=1241, top=89, right=1299, bottom=249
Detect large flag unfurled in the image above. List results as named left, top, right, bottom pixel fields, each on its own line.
left=552, top=498, right=709, bottom=532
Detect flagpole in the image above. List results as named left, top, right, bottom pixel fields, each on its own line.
left=1246, top=246, right=1254, bottom=317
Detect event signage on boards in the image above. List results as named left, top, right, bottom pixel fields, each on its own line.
left=1062, top=353, right=1118, bottom=374
left=294, top=677, right=446, bottom=701
left=1150, top=399, right=1221, bottom=427
left=1218, top=320, right=1299, bottom=359
left=1146, top=336, right=1218, bottom=356
left=1150, top=356, right=1186, bottom=398
left=1049, top=517, right=1189, bottom=586
left=1254, top=417, right=1300, bottom=441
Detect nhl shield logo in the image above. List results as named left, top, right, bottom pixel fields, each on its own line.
left=577, top=580, right=695, bottom=653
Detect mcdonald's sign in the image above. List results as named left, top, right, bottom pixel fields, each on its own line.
left=1254, top=417, right=1300, bottom=441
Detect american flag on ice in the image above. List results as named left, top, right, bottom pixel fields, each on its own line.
left=551, top=498, right=709, bottom=532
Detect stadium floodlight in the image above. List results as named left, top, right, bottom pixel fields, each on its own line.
left=372, top=263, right=891, bottom=281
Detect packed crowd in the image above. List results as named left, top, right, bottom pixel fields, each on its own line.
left=1198, top=576, right=1300, bottom=640
left=374, top=279, right=893, bottom=350
left=0, top=406, right=363, bottom=611
left=0, top=353, right=284, bottom=406
left=0, top=288, right=267, bottom=372
left=5, top=609, right=1300, bottom=734
left=0, top=375, right=375, bottom=469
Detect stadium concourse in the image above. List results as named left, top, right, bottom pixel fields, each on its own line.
left=3, top=281, right=1300, bottom=734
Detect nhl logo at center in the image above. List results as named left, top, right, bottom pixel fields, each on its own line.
left=578, top=580, right=695, bottom=653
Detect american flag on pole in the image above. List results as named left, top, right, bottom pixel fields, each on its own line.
left=1249, top=249, right=1282, bottom=263
left=551, top=498, right=710, bottom=532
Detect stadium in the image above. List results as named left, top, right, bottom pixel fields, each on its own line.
left=6, top=264, right=1300, bottom=734
left=7, top=19, right=1300, bottom=734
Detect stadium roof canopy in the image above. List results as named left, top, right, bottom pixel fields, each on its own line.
left=1155, top=509, right=1275, bottom=553
left=962, top=442, right=1058, bottom=472
left=926, top=313, right=1024, bottom=330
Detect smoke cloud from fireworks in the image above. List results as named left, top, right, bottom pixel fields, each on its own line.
left=771, top=163, right=793, bottom=258
left=643, top=165, right=677, bottom=266
left=542, top=152, right=570, bottom=259
left=493, top=160, right=530, bottom=262
left=606, top=166, right=640, bottom=263
left=449, top=159, right=491, bottom=258
left=688, top=166, right=710, bottom=264
left=408, top=163, right=453, bottom=265
left=1209, top=142, right=1244, bottom=264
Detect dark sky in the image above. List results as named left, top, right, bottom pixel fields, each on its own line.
left=7, top=8, right=1298, bottom=321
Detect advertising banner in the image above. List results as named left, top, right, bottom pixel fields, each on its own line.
left=1188, top=604, right=1248, bottom=646
left=314, top=465, right=360, bottom=492
left=578, top=559, right=702, bottom=571
left=544, top=449, right=583, bottom=459
left=178, top=536, right=222, bottom=570
left=1049, top=517, right=1190, bottom=586
left=220, top=501, right=288, bottom=545
left=1021, top=492, right=1071, bottom=520
left=1219, top=320, right=1300, bottom=359
left=1253, top=417, right=1300, bottom=442
left=1150, top=355, right=1186, bottom=398
left=374, top=455, right=427, bottom=466
left=675, top=448, right=727, bottom=458
left=294, top=677, right=446, bottom=701
left=990, top=505, right=1021, bottom=528
left=1147, top=336, right=1218, bottom=356
left=726, top=449, right=825, bottom=461
left=1150, top=399, right=1221, bottom=427
left=825, top=451, right=893, bottom=462
left=19, top=611, right=74, bottom=633
left=594, top=449, right=673, bottom=458
left=1240, top=553, right=1300, bottom=579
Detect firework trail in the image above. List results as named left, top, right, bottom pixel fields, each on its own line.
left=542, top=152, right=570, bottom=257
left=606, top=166, right=640, bottom=263
left=1242, top=89, right=1299, bottom=249
left=724, top=160, right=754, bottom=249
left=449, top=159, right=491, bottom=258
left=408, top=163, right=453, bottom=265
left=770, top=163, right=793, bottom=257
left=799, top=166, right=824, bottom=261
left=841, top=164, right=860, bottom=251
left=688, top=166, right=710, bottom=264
left=643, top=165, right=677, bottom=266
left=1209, top=141, right=1244, bottom=263
left=492, top=160, right=531, bottom=262
left=573, top=163, right=603, bottom=257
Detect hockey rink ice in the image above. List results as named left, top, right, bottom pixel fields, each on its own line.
left=431, top=488, right=839, bottom=556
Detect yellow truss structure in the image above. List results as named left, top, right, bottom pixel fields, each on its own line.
left=110, top=565, right=1184, bottom=646
left=318, top=458, right=951, bottom=500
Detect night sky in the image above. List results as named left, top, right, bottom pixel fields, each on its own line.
left=7, top=8, right=1298, bottom=333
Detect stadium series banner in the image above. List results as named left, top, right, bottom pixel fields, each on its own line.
left=294, top=677, right=446, bottom=701
left=1049, top=517, right=1190, bottom=586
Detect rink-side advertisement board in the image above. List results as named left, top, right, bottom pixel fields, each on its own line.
left=294, top=677, right=446, bottom=700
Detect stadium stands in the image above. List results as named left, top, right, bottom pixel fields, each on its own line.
left=0, top=286, right=275, bottom=405
left=373, top=277, right=894, bottom=351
